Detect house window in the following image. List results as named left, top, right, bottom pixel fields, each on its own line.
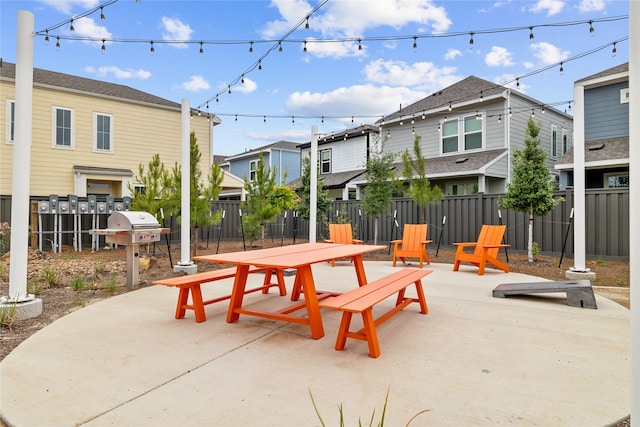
left=446, top=182, right=478, bottom=196
left=562, top=129, right=568, bottom=154
left=5, top=99, right=15, bottom=143
left=249, top=159, right=258, bottom=181
left=53, top=106, right=73, bottom=148
left=620, top=88, right=629, bottom=104
left=320, top=149, right=331, bottom=174
left=464, top=115, right=483, bottom=150
left=442, top=120, right=458, bottom=153
left=94, top=113, right=113, bottom=152
left=551, top=125, right=557, bottom=158
left=604, top=172, right=629, bottom=188
left=442, top=114, right=483, bottom=154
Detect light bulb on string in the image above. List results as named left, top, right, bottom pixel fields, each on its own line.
left=358, top=39, right=362, bottom=51
left=612, top=42, right=617, bottom=57
left=199, top=41, right=204, bottom=55
left=480, top=90, right=484, bottom=102
left=241, top=74, right=245, bottom=84
left=258, top=60, right=262, bottom=70
left=56, top=37, right=60, bottom=50
left=531, top=109, right=535, bottom=118
left=448, top=102, right=452, bottom=112
left=498, top=114, right=502, bottom=123
left=249, top=41, right=253, bottom=53
left=150, top=41, right=155, bottom=55
left=529, top=27, right=534, bottom=40
left=413, top=36, right=417, bottom=49
left=70, top=18, right=75, bottom=32
left=303, top=41, right=307, bottom=52
left=516, top=78, right=520, bottom=89
left=468, top=32, right=474, bottom=47
left=305, top=17, right=310, bottom=29
left=278, top=42, right=283, bottom=52
left=44, top=30, right=49, bottom=45
left=589, top=20, right=594, bottom=34
left=263, top=116, right=266, bottom=124
left=559, top=62, right=564, bottom=75
left=101, top=39, right=106, bottom=53
left=100, top=6, right=105, bottom=20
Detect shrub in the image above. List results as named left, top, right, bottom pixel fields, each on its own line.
left=0, top=222, right=10, bottom=255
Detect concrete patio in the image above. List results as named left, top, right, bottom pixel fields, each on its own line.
left=0, top=261, right=630, bottom=426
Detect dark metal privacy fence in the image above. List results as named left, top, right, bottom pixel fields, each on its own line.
left=0, top=188, right=629, bottom=260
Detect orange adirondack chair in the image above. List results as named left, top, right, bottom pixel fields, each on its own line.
left=325, top=223, right=362, bottom=267
left=453, top=224, right=510, bottom=275
left=391, top=224, right=432, bottom=268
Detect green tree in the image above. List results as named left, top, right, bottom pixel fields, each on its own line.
left=295, top=155, right=332, bottom=222
left=128, top=153, right=170, bottom=219
left=401, top=135, right=443, bottom=223
left=499, top=117, right=563, bottom=262
left=362, top=139, right=397, bottom=245
left=242, top=152, right=279, bottom=247
left=165, top=131, right=223, bottom=256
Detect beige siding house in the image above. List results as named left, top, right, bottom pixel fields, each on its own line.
left=1, top=61, right=217, bottom=199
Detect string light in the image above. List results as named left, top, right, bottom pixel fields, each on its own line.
left=559, top=62, right=564, bottom=74
left=469, top=32, right=474, bottom=46
left=100, top=6, right=105, bottom=20
left=56, top=36, right=60, bottom=50
left=358, top=38, right=362, bottom=50
left=69, top=18, right=74, bottom=32
left=303, top=40, right=307, bottom=52
left=44, top=30, right=49, bottom=44
left=249, top=41, right=253, bottom=53
left=612, top=42, right=617, bottom=57
left=199, top=41, right=204, bottom=54
left=480, top=90, right=484, bottom=102
left=241, top=74, right=245, bottom=84
left=589, top=20, right=595, bottom=34
left=509, top=108, right=512, bottom=117
left=516, top=78, right=520, bottom=89
left=413, top=36, right=417, bottom=49
left=278, top=42, right=283, bottom=52
left=258, top=60, right=262, bottom=70
left=101, top=39, right=106, bottom=52
left=529, top=26, right=534, bottom=40
left=305, top=17, right=310, bottom=29
left=531, top=109, right=535, bottom=117
left=150, top=41, right=154, bottom=54
left=448, top=102, right=452, bottom=112
left=498, top=114, right=502, bottom=123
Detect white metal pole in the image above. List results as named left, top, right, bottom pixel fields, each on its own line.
left=309, top=126, right=318, bottom=243
left=570, top=85, right=588, bottom=272
left=7, top=10, right=34, bottom=301
left=628, top=0, right=638, bottom=422
left=179, top=99, right=192, bottom=265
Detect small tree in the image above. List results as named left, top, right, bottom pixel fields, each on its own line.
left=401, top=135, right=443, bottom=223
left=361, top=139, right=397, bottom=245
left=128, top=153, right=170, bottom=218
left=242, top=152, right=279, bottom=247
left=165, top=131, right=223, bottom=256
left=295, top=155, right=332, bottom=225
left=499, top=117, right=563, bottom=262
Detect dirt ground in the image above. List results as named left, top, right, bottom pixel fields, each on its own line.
left=1, top=238, right=630, bottom=362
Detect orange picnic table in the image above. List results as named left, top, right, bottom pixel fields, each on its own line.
left=193, top=242, right=385, bottom=339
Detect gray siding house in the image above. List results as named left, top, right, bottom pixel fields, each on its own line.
left=373, top=76, right=573, bottom=196
left=555, top=63, right=629, bottom=189
left=296, top=125, right=379, bottom=200
left=225, top=141, right=301, bottom=186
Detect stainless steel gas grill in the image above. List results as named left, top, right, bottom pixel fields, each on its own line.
left=90, top=211, right=169, bottom=288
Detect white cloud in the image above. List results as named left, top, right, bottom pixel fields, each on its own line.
left=444, top=48, right=461, bottom=61
left=524, top=61, right=535, bottom=69
left=262, top=0, right=452, bottom=59
left=530, top=42, right=570, bottom=65
left=73, top=17, right=112, bottom=47
left=362, top=59, right=460, bottom=92
left=235, top=77, right=258, bottom=94
left=530, top=0, right=565, bottom=16
left=302, top=39, right=366, bottom=59
left=85, top=66, right=151, bottom=80
left=179, top=76, right=210, bottom=92
left=485, top=46, right=514, bottom=67
left=38, top=0, right=98, bottom=14
left=161, top=17, right=193, bottom=49
left=245, top=128, right=311, bottom=143
left=578, top=0, right=607, bottom=12
left=286, top=84, right=426, bottom=118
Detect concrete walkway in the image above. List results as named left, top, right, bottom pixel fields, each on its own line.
left=0, top=262, right=630, bottom=426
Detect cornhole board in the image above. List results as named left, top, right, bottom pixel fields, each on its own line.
left=493, top=280, right=597, bottom=309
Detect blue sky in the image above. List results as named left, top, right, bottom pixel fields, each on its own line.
left=0, top=0, right=630, bottom=156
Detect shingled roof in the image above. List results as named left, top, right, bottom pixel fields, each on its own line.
left=554, top=136, right=629, bottom=169
left=379, top=76, right=506, bottom=123
left=391, top=149, right=508, bottom=177
left=576, top=62, right=629, bottom=83
left=1, top=61, right=181, bottom=109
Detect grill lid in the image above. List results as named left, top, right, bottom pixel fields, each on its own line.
left=107, top=211, right=161, bottom=230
